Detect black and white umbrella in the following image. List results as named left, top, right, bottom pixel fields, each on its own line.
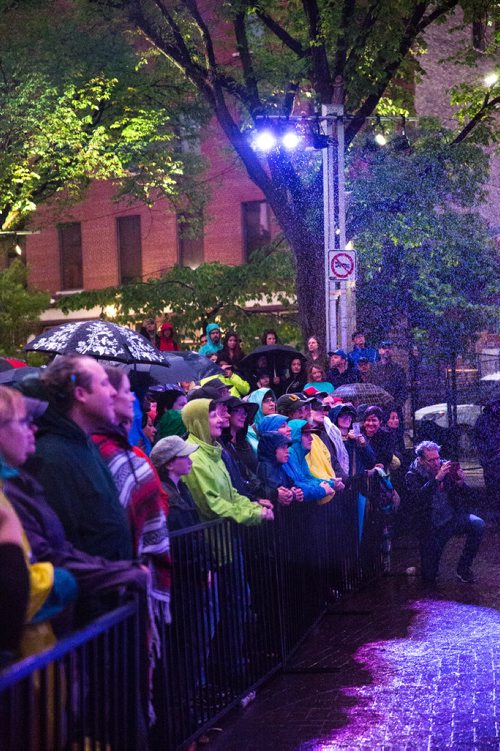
left=24, top=320, right=166, bottom=365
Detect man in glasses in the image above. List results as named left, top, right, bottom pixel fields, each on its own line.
left=405, top=441, right=485, bottom=585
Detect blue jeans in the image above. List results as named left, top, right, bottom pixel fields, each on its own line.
left=419, top=513, right=485, bottom=582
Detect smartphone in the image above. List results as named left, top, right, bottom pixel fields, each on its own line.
left=448, top=461, right=460, bottom=478
left=352, top=422, right=361, bottom=437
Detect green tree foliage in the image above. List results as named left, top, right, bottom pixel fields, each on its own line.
left=349, top=122, right=498, bottom=357
left=89, top=0, right=498, bottom=339
left=58, top=246, right=301, bottom=346
left=0, top=0, right=208, bottom=231
left=0, top=260, right=50, bottom=355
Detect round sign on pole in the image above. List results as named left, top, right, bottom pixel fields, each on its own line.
left=329, top=251, right=356, bottom=281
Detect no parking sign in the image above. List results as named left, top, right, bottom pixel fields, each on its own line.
left=329, top=250, right=356, bottom=281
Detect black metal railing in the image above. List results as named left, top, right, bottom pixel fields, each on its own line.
left=0, top=599, right=147, bottom=751
left=0, top=478, right=384, bottom=751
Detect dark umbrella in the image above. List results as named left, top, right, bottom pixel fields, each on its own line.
left=24, top=320, right=166, bottom=365
left=169, top=350, right=224, bottom=381
left=123, top=357, right=199, bottom=386
left=333, top=382, right=394, bottom=407
left=0, top=366, right=41, bottom=385
left=240, top=344, right=305, bottom=377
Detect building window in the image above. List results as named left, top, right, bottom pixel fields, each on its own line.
left=117, top=215, right=142, bottom=284
left=242, top=201, right=271, bottom=260
left=59, top=222, right=83, bottom=290
left=177, top=212, right=204, bottom=268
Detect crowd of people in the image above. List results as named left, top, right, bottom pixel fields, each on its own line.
left=0, top=321, right=487, bottom=718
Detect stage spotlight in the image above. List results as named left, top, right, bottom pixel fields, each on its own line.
left=281, top=130, right=301, bottom=150
left=252, top=129, right=277, bottom=152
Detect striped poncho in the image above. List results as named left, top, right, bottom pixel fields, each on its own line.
left=92, top=429, right=171, bottom=625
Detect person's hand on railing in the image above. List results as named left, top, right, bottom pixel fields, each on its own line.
left=257, top=498, right=273, bottom=510
left=277, top=487, right=294, bottom=505
left=292, top=487, right=304, bottom=502
left=320, top=482, right=335, bottom=495
left=333, top=478, right=345, bottom=492
left=260, top=507, right=274, bottom=521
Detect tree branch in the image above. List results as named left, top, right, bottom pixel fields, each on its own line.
left=301, top=0, right=332, bottom=102
left=254, top=10, right=308, bottom=57
left=333, top=0, right=356, bottom=83
left=452, top=94, right=500, bottom=144
left=233, top=11, right=261, bottom=114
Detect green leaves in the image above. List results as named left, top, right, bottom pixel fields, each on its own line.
left=0, top=259, right=50, bottom=355
left=57, top=246, right=300, bottom=345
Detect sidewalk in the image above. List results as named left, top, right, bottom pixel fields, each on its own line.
left=205, top=497, right=499, bottom=750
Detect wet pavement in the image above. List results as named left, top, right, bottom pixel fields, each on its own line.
left=205, top=493, right=500, bottom=750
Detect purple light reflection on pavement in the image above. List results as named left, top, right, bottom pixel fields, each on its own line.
left=306, top=598, right=500, bottom=750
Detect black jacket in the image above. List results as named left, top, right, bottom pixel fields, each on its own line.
left=26, top=405, right=132, bottom=561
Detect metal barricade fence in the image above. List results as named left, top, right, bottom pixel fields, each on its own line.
left=0, top=598, right=146, bottom=751
left=154, top=476, right=383, bottom=749
left=0, top=480, right=384, bottom=751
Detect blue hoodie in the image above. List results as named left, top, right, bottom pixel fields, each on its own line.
left=284, top=420, right=329, bottom=501
left=198, top=323, right=223, bottom=356
left=256, top=432, right=293, bottom=499
left=258, top=414, right=288, bottom=435
left=246, top=388, right=276, bottom=454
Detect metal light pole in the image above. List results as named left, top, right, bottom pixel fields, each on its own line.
left=322, top=101, right=352, bottom=353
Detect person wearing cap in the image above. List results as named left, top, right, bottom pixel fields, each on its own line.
left=348, top=331, right=379, bottom=368
left=304, top=364, right=335, bottom=394
left=198, top=323, right=223, bottom=357
left=326, top=349, right=360, bottom=389
left=285, top=420, right=336, bottom=502
left=139, top=318, right=160, bottom=348
left=326, top=404, right=376, bottom=480
left=150, top=436, right=200, bottom=532
left=308, top=399, right=345, bottom=497
left=220, top=397, right=266, bottom=499
left=181, top=399, right=274, bottom=524
left=276, top=392, right=315, bottom=422
left=246, top=388, right=277, bottom=454
left=357, top=357, right=372, bottom=383
left=200, top=357, right=250, bottom=399
left=186, top=377, right=232, bottom=403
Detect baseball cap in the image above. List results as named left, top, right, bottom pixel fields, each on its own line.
left=303, top=386, right=328, bottom=400
left=150, top=435, right=198, bottom=468
left=327, top=349, right=347, bottom=359
left=187, top=378, right=232, bottom=403
left=276, top=393, right=315, bottom=414
left=225, top=396, right=259, bottom=422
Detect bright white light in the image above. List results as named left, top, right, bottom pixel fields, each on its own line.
left=484, top=72, right=498, bottom=87
left=252, top=130, right=277, bottom=152
left=281, top=131, right=300, bottom=150
left=375, top=133, right=387, bottom=146
left=14, top=243, right=22, bottom=256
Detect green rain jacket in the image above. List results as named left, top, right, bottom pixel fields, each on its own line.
left=181, top=399, right=263, bottom=526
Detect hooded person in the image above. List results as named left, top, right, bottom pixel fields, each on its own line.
left=256, top=432, right=302, bottom=505
left=158, top=321, right=180, bottom=352
left=258, top=414, right=291, bottom=438
left=180, top=399, right=274, bottom=525
left=327, top=403, right=376, bottom=480
left=284, top=420, right=335, bottom=502
left=154, top=388, right=188, bottom=440
left=198, top=323, right=223, bottom=357
left=246, top=388, right=277, bottom=454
